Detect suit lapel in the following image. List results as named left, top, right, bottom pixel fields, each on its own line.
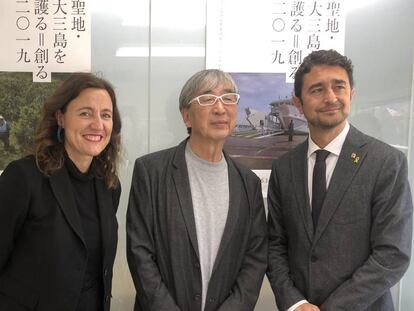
left=291, top=140, right=314, bottom=242
left=313, top=126, right=367, bottom=243
left=49, top=167, right=86, bottom=246
left=172, top=140, right=200, bottom=260
left=211, top=156, right=241, bottom=274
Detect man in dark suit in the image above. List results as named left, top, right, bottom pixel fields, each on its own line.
left=267, top=50, right=413, bottom=311
left=126, top=69, right=267, bottom=311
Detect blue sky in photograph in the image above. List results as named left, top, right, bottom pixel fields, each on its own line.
left=230, top=72, right=294, bottom=122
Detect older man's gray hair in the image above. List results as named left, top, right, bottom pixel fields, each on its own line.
left=178, top=69, right=238, bottom=111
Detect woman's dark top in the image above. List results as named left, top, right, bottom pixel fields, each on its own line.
left=65, top=155, right=104, bottom=311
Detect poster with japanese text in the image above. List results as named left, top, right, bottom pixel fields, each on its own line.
left=0, top=1, right=90, bottom=170
left=0, top=0, right=91, bottom=82
left=207, top=0, right=345, bottom=82
left=206, top=0, right=346, bottom=195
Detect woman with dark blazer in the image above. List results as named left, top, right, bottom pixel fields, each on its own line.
left=0, top=73, right=122, bottom=311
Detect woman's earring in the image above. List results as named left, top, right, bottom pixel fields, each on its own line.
left=57, top=126, right=64, bottom=143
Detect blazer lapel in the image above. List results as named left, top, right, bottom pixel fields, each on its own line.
left=95, top=179, right=117, bottom=264
left=291, top=140, right=314, bottom=242
left=49, top=167, right=86, bottom=246
left=172, top=140, right=200, bottom=260
left=211, top=156, right=241, bottom=275
left=313, top=126, right=367, bottom=243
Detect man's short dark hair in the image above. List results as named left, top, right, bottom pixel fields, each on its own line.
left=294, top=49, right=354, bottom=99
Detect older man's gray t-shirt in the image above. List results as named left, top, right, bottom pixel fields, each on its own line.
left=185, top=143, right=229, bottom=311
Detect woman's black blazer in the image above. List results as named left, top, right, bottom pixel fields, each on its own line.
left=0, top=156, right=121, bottom=311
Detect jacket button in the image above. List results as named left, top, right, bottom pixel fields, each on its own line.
left=105, top=295, right=110, bottom=303
left=104, top=268, right=108, bottom=277
left=311, top=255, right=318, bottom=262
left=194, top=294, right=201, bottom=301
left=208, top=297, right=215, bottom=303
left=195, top=263, right=200, bottom=269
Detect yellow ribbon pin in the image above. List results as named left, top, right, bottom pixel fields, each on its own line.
left=351, top=153, right=360, bottom=163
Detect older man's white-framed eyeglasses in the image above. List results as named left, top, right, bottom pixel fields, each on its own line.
left=188, top=93, right=240, bottom=107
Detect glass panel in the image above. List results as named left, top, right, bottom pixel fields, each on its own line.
left=346, top=0, right=414, bottom=309
left=90, top=0, right=150, bottom=309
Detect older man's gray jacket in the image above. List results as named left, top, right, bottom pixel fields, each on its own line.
left=127, top=139, right=267, bottom=311
left=267, top=125, right=413, bottom=311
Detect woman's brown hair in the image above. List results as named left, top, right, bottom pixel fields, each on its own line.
left=34, top=72, right=122, bottom=189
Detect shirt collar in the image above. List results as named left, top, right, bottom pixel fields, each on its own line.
left=307, top=121, right=350, bottom=158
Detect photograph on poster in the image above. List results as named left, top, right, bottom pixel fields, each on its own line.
left=224, top=72, right=309, bottom=170
left=0, top=72, right=68, bottom=170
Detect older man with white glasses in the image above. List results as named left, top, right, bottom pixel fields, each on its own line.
left=127, top=69, right=267, bottom=311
